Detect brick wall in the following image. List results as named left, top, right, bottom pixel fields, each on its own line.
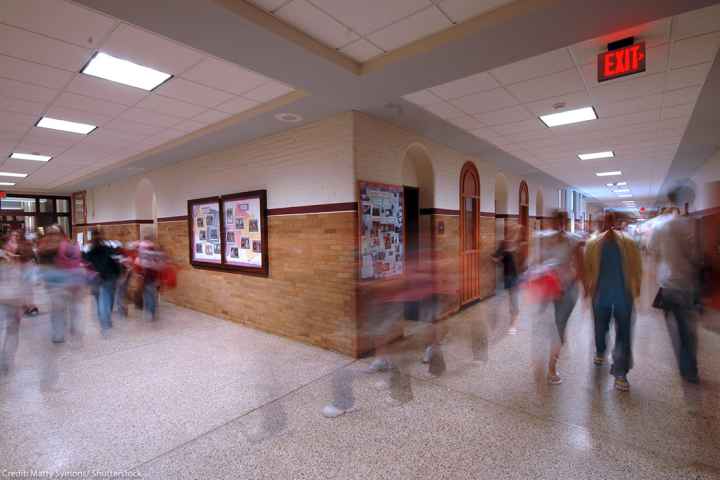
left=157, top=212, right=358, bottom=356
left=72, top=222, right=141, bottom=244
left=432, top=214, right=460, bottom=317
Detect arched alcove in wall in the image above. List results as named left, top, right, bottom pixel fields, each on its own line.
left=135, top=178, right=158, bottom=240
left=495, top=173, right=508, bottom=214
left=402, top=143, right=434, bottom=209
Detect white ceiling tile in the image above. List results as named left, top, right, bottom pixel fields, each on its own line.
left=670, top=32, right=720, bottom=69
left=595, top=94, right=663, bottom=118
left=101, top=23, right=205, bottom=75
left=437, top=0, right=516, bottom=23
left=666, top=62, right=711, bottom=90
left=3, top=158, right=45, bottom=174
left=0, top=130, right=24, bottom=143
left=580, top=43, right=669, bottom=88
left=0, top=0, right=117, bottom=48
left=182, top=58, right=271, bottom=95
left=0, top=55, right=75, bottom=90
left=501, top=128, right=555, bottom=143
left=310, top=0, right=430, bottom=35
left=339, top=39, right=384, bottom=62
left=154, top=78, right=235, bottom=108
left=468, top=127, right=504, bottom=142
left=474, top=105, right=533, bottom=126
left=505, top=68, right=585, bottom=103
left=172, top=120, right=207, bottom=134
left=661, top=103, right=695, bottom=120
left=403, top=90, right=443, bottom=106
left=215, top=97, right=261, bottom=114
left=662, top=86, right=701, bottom=107
left=120, top=107, right=183, bottom=128
left=590, top=72, right=665, bottom=104
left=81, top=129, right=146, bottom=148
left=491, top=117, right=544, bottom=135
left=0, top=24, right=91, bottom=72
left=523, top=91, right=592, bottom=116
left=53, top=92, right=128, bottom=117
left=671, top=3, right=720, bottom=41
left=422, top=101, right=465, bottom=119
left=136, top=95, right=206, bottom=119
left=450, top=88, right=517, bottom=114
left=429, top=72, right=500, bottom=100
left=0, top=110, right=37, bottom=134
left=444, top=114, right=486, bottom=130
left=275, top=0, right=359, bottom=48
left=569, top=18, right=671, bottom=66
left=44, top=106, right=113, bottom=127
left=66, top=75, right=148, bottom=106
left=244, top=82, right=294, bottom=102
left=104, top=118, right=164, bottom=137
left=245, top=0, right=290, bottom=12
left=193, top=110, right=232, bottom=125
left=491, top=48, right=574, bottom=85
left=24, top=128, right=83, bottom=148
left=0, top=96, right=47, bottom=116
left=366, top=6, right=451, bottom=51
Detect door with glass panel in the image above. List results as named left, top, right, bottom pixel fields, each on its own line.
left=459, top=162, right=481, bottom=305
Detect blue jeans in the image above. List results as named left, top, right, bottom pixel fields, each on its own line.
left=661, top=288, right=699, bottom=379
left=143, top=278, right=158, bottom=320
left=593, top=299, right=633, bottom=377
left=96, top=278, right=117, bottom=331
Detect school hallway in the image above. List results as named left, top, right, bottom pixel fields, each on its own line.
left=1, top=281, right=719, bottom=480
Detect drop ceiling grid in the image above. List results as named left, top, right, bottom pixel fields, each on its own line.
left=402, top=5, right=720, bottom=201
left=0, top=0, right=298, bottom=189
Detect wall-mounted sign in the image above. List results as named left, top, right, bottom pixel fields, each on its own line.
left=597, top=41, right=645, bottom=82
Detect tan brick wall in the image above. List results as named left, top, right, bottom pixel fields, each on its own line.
left=432, top=214, right=460, bottom=316
left=157, top=213, right=358, bottom=356
left=479, top=215, right=496, bottom=300
left=72, top=223, right=141, bottom=244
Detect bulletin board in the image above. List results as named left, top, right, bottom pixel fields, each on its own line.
left=358, top=181, right=404, bottom=280
left=187, top=190, right=268, bottom=275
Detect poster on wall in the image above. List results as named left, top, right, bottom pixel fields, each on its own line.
left=223, top=191, right=267, bottom=271
left=358, top=181, right=404, bottom=280
left=188, top=197, right=222, bottom=265
left=187, top=190, right=268, bottom=275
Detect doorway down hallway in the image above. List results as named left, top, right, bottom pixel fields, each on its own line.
left=2, top=280, right=719, bottom=479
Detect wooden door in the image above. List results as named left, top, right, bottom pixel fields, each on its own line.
left=518, top=181, right=529, bottom=271
left=460, top=162, right=481, bottom=305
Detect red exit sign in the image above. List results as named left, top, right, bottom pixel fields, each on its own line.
left=597, top=42, right=646, bottom=82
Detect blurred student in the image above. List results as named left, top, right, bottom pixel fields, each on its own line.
left=492, top=228, right=520, bottom=334
left=584, top=211, right=642, bottom=391
left=84, top=230, right=121, bottom=335
left=136, top=238, right=167, bottom=321
left=649, top=187, right=701, bottom=383
left=0, top=235, right=23, bottom=373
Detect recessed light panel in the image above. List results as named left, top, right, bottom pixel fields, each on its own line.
left=579, top=151, right=614, bottom=160
left=616, top=181, right=627, bottom=186
left=596, top=171, right=622, bottom=177
left=540, top=107, right=597, bottom=127
left=614, top=189, right=630, bottom=193
left=618, top=194, right=633, bottom=198
left=10, top=152, right=52, bottom=162
left=82, top=52, right=172, bottom=91
left=0, top=182, right=16, bottom=186
left=0, top=172, right=28, bottom=178
left=37, top=116, right=96, bottom=135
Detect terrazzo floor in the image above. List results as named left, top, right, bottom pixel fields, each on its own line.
left=1, top=279, right=719, bottom=479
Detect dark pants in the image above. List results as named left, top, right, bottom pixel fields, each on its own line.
left=593, top=300, right=633, bottom=377
left=662, top=288, right=699, bottom=379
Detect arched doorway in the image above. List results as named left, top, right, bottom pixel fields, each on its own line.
left=135, top=178, right=157, bottom=241
left=518, top=180, right=529, bottom=270
left=460, top=161, right=481, bottom=305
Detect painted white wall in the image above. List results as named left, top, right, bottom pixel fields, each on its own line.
left=87, top=113, right=356, bottom=221
left=692, top=150, right=720, bottom=211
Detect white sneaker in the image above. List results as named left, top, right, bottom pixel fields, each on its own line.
left=422, top=346, right=433, bottom=364
left=321, top=404, right=346, bottom=418
left=365, top=358, right=391, bottom=373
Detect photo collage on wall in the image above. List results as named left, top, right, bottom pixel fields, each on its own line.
left=224, top=197, right=263, bottom=268
left=359, top=181, right=404, bottom=280
left=192, top=201, right=221, bottom=263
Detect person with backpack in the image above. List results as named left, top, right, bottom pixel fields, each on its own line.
left=84, top=230, right=121, bottom=336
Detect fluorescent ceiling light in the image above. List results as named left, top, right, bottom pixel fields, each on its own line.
left=82, top=52, right=172, bottom=91
left=579, top=151, right=614, bottom=160
left=37, top=116, right=96, bottom=135
left=0, top=182, right=16, bottom=186
left=616, top=181, right=627, bottom=186
left=10, top=152, right=52, bottom=162
left=596, top=170, right=622, bottom=177
left=614, top=189, right=630, bottom=193
left=618, top=194, right=633, bottom=198
left=0, top=172, right=27, bottom=178
left=539, top=107, right=597, bottom=127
